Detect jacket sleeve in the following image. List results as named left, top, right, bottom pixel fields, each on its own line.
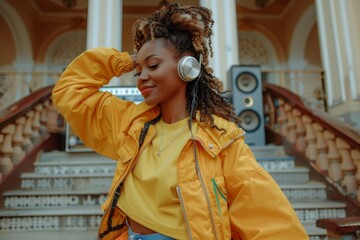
left=52, top=47, right=139, bottom=160
left=222, top=138, right=309, bottom=239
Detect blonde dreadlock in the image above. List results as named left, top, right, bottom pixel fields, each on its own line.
left=132, top=3, right=241, bottom=131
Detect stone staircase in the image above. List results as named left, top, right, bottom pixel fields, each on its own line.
left=0, top=145, right=347, bottom=240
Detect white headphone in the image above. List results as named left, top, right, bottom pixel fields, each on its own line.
left=177, top=55, right=201, bottom=82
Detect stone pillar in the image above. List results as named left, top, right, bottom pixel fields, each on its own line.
left=199, top=0, right=239, bottom=90
left=86, top=0, right=122, bottom=50
left=315, top=0, right=360, bottom=129
left=87, top=0, right=123, bottom=85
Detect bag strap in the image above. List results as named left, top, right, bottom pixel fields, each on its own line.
left=99, top=114, right=161, bottom=239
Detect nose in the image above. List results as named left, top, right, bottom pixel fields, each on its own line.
left=137, top=70, right=150, bottom=87
left=137, top=70, right=150, bottom=83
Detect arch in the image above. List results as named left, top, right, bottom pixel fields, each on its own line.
left=288, top=4, right=317, bottom=67
left=0, top=1, right=33, bottom=68
left=238, top=30, right=280, bottom=68
left=44, top=30, right=86, bottom=71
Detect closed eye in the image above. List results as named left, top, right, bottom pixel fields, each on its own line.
left=149, top=64, right=158, bottom=70
left=134, top=64, right=158, bottom=77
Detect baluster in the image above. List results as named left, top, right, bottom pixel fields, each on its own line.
left=264, top=93, right=276, bottom=127
left=12, top=117, right=26, bottom=164
left=0, top=124, right=15, bottom=175
left=303, top=115, right=316, bottom=162
left=351, top=149, right=360, bottom=201
left=284, top=103, right=296, bottom=143
left=23, top=111, right=34, bottom=152
left=31, top=104, right=43, bottom=144
left=313, top=123, right=328, bottom=173
left=277, top=98, right=287, bottom=135
left=0, top=134, right=3, bottom=181
left=293, top=109, right=306, bottom=151
left=325, top=131, right=342, bottom=182
left=336, top=138, right=357, bottom=195
left=39, top=101, right=49, bottom=136
left=46, top=102, right=60, bottom=132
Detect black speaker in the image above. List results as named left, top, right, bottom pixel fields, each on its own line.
left=230, top=65, right=265, bottom=146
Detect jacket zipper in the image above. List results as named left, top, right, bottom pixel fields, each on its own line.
left=176, top=186, right=193, bottom=240
left=192, top=138, right=219, bottom=240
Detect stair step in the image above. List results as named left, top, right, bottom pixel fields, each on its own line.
left=302, top=222, right=327, bottom=239
left=0, top=205, right=102, bottom=217
left=291, top=200, right=346, bottom=222
left=280, top=181, right=327, bottom=200
left=0, top=230, right=98, bottom=240
left=34, top=162, right=115, bottom=175
left=269, top=167, right=309, bottom=183
left=251, top=145, right=286, bottom=158
left=20, top=173, right=113, bottom=190
left=39, top=151, right=110, bottom=162
left=257, top=155, right=295, bottom=170
left=3, top=189, right=108, bottom=209
left=0, top=206, right=102, bottom=231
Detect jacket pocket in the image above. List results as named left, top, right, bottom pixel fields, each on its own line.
left=117, top=135, right=137, bottom=163
left=178, top=179, right=215, bottom=240
left=211, top=176, right=231, bottom=239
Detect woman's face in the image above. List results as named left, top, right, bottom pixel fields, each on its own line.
left=135, top=38, right=187, bottom=106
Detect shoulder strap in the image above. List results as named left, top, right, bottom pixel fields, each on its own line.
left=99, top=114, right=162, bottom=239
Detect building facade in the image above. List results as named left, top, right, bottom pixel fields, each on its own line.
left=0, top=0, right=359, bottom=129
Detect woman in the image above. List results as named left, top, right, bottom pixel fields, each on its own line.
left=52, top=3, right=308, bottom=240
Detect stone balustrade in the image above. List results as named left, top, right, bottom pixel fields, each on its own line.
left=316, top=217, right=360, bottom=239
left=264, top=83, right=360, bottom=203
left=0, top=86, right=63, bottom=185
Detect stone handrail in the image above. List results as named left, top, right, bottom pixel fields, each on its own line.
left=0, top=85, right=64, bottom=189
left=263, top=82, right=360, bottom=203
left=316, top=217, right=360, bottom=239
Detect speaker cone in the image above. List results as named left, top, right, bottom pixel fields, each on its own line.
left=236, top=72, right=258, bottom=93
left=242, top=96, right=254, bottom=108
left=238, top=110, right=261, bottom=132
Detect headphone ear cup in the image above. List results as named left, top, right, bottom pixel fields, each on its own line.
left=177, top=56, right=201, bottom=82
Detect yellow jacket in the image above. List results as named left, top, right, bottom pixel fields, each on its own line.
left=52, top=47, right=309, bottom=240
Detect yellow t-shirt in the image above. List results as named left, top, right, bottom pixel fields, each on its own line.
left=118, top=117, right=197, bottom=239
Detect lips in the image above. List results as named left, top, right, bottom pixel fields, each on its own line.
left=139, top=85, right=155, bottom=96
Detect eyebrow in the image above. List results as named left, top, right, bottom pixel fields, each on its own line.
left=135, top=54, right=160, bottom=68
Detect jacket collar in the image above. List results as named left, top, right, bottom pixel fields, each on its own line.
left=193, top=113, right=245, bottom=157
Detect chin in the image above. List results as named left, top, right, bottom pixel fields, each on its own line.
left=143, top=97, right=158, bottom=106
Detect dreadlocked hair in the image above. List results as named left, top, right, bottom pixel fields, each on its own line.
left=132, top=3, right=241, bottom=132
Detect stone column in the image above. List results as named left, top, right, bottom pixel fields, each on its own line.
left=199, top=0, right=239, bottom=90
left=87, top=0, right=123, bottom=85
left=315, top=0, right=360, bottom=128
left=86, top=0, right=122, bottom=50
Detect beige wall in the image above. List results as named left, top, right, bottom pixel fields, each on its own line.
left=0, top=15, right=16, bottom=66
left=122, top=16, right=138, bottom=53
left=304, top=23, right=321, bottom=67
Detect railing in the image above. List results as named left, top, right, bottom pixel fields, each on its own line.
left=0, top=71, right=61, bottom=111
left=263, top=82, right=360, bottom=204
left=263, top=82, right=360, bottom=200
left=0, top=85, right=64, bottom=203
left=316, top=217, right=360, bottom=239
left=263, top=82, right=360, bottom=237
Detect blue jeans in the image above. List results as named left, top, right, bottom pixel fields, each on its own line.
left=126, top=220, right=174, bottom=240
